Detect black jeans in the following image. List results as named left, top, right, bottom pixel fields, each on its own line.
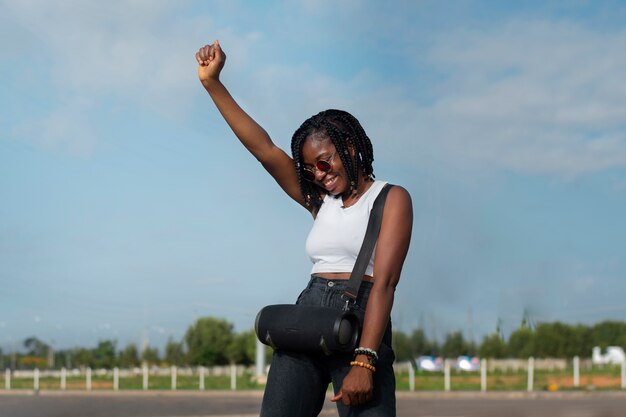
left=260, top=275, right=396, bottom=417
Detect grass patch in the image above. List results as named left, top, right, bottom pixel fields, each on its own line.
left=3, top=366, right=623, bottom=392
left=395, top=365, right=625, bottom=392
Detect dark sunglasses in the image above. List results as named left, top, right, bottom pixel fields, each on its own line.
left=302, top=151, right=336, bottom=181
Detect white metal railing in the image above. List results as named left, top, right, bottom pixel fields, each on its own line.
left=395, top=356, right=626, bottom=393
left=3, top=358, right=626, bottom=392
left=2, top=365, right=252, bottom=392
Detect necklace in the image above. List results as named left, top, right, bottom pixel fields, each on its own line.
left=341, top=180, right=373, bottom=208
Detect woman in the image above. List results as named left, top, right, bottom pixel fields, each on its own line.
left=196, top=40, right=412, bottom=417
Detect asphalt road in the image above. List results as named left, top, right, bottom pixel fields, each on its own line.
left=2, top=390, right=626, bottom=417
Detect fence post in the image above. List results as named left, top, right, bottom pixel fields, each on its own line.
left=171, top=366, right=177, bottom=391
left=230, top=364, right=237, bottom=391
left=256, top=339, right=266, bottom=379
left=5, top=369, right=11, bottom=390
left=199, top=366, right=205, bottom=391
left=142, top=365, right=149, bottom=391
left=61, top=367, right=67, bottom=390
left=113, top=367, right=119, bottom=391
left=480, top=358, right=487, bottom=392
left=444, top=359, right=451, bottom=392
left=573, top=356, right=580, bottom=388
left=527, top=357, right=534, bottom=392
left=34, top=368, right=40, bottom=391
left=408, top=361, right=415, bottom=392
left=86, top=367, right=92, bottom=391
left=621, top=359, right=625, bottom=390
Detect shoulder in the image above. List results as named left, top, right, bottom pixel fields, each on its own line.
left=384, top=184, right=413, bottom=221
left=385, top=184, right=412, bottom=207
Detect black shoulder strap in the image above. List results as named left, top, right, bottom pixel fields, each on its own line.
left=343, top=183, right=393, bottom=300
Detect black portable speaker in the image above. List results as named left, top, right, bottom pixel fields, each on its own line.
left=255, top=304, right=360, bottom=355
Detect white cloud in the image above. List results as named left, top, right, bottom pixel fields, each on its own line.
left=415, top=19, right=626, bottom=177
left=300, top=0, right=360, bottom=15
left=573, top=275, right=596, bottom=293
left=17, top=1, right=200, bottom=100
left=11, top=98, right=99, bottom=157
left=2, top=0, right=213, bottom=153
left=228, top=17, right=626, bottom=181
left=4, top=0, right=626, bottom=180
left=1, top=0, right=287, bottom=157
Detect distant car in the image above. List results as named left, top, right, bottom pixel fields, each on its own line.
left=456, top=356, right=480, bottom=371
left=416, top=355, right=443, bottom=372
left=592, top=346, right=626, bottom=365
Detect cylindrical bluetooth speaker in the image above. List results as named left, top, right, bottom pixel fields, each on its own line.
left=255, top=304, right=360, bottom=355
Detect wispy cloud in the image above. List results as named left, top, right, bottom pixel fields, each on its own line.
left=5, top=1, right=626, bottom=178
left=2, top=0, right=209, bottom=154
left=415, top=19, right=626, bottom=177
left=11, top=98, right=98, bottom=157
left=235, top=16, right=626, bottom=181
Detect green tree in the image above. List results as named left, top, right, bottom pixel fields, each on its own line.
left=568, top=324, right=593, bottom=357
left=392, top=330, right=412, bottom=362
left=508, top=327, right=535, bottom=358
left=142, top=346, right=160, bottom=366
left=185, top=317, right=235, bottom=366
left=73, top=348, right=94, bottom=368
left=242, top=330, right=260, bottom=364
left=591, top=321, right=626, bottom=348
left=165, top=338, right=186, bottom=366
left=441, top=331, right=469, bottom=357
left=410, top=329, right=432, bottom=356
left=479, top=333, right=507, bottom=358
left=92, top=340, right=117, bottom=368
left=55, top=349, right=74, bottom=369
left=226, top=330, right=256, bottom=365
left=119, top=344, right=140, bottom=368
left=534, top=322, right=591, bottom=358
left=23, top=337, right=49, bottom=357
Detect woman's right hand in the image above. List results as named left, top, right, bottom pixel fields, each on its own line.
left=196, top=40, right=226, bottom=86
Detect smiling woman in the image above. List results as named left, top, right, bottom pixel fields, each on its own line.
left=196, top=40, right=413, bottom=417
left=293, top=109, right=375, bottom=210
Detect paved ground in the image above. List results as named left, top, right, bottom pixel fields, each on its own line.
left=2, top=390, right=626, bottom=417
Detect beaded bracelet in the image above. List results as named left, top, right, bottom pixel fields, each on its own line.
left=350, top=360, right=376, bottom=373
left=354, top=347, right=379, bottom=362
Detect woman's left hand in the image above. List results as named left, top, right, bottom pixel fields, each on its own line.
left=330, top=365, right=374, bottom=406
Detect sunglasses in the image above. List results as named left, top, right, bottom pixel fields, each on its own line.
left=302, top=151, right=336, bottom=181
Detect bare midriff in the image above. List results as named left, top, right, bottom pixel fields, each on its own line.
left=313, top=272, right=375, bottom=282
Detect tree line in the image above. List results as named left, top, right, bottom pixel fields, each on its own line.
left=3, top=318, right=625, bottom=370
left=2, top=317, right=258, bottom=370
left=392, top=320, right=626, bottom=362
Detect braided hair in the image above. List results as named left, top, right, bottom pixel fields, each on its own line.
left=291, top=109, right=375, bottom=211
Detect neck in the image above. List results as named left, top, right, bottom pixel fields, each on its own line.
left=341, top=177, right=372, bottom=207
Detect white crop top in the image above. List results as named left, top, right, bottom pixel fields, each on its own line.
left=306, top=180, right=388, bottom=276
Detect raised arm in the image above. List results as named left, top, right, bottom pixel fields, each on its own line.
left=196, top=41, right=307, bottom=209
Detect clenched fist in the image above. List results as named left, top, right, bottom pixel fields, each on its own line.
left=195, top=40, right=226, bottom=86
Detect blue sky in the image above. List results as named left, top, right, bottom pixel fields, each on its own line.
left=2, top=0, right=626, bottom=353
